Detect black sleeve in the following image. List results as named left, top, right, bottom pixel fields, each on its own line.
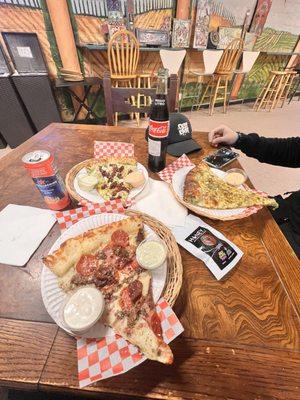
left=233, top=133, right=300, bottom=168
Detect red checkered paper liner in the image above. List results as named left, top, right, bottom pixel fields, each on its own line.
left=94, top=141, right=134, bottom=158
left=55, top=200, right=125, bottom=233
left=158, top=154, right=195, bottom=184
left=79, top=198, right=134, bottom=208
left=77, top=298, right=184, bottom=388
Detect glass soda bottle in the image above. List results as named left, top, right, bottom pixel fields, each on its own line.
left=148, top=68, right=170, bottom=172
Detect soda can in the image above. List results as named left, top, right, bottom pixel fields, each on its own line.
left=22, top=150, right=70, bottom=211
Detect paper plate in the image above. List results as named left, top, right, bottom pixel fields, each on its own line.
left=74, top=162, right=148, bottom=204
left=41, top=213, right=167, bottom=338
left=171, top=165, right=262, bottom=221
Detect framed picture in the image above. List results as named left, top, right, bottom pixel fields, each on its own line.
left=193, top=0, right=210, bottom=49
left=217, top=27, right=242, bottom=49
left=207, top=30, right=220, bottom=49
left=172, top=19, right=191, bottom=48
left=108, top=19, right=126, bottom=38
left=136, top=29, right=170, bottom=47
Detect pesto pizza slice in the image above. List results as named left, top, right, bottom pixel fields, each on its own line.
left=183, top=162, right=278, bottom=209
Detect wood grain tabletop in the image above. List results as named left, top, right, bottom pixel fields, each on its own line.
left=0, top=123, right=299, bottom=399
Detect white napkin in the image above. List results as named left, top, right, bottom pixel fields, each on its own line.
left=0, top=204, right=56, bottom=267
left=132, top=178, right=187, bottom=227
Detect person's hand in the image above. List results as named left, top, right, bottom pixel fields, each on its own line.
left=208, top=125, right=238, bottom=147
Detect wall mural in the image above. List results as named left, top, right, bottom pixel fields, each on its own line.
left=0, top=0, right=299, bottom=117
left=209, top=0, right=257, bottom=30
left=254, top=0, right=300, bottom=52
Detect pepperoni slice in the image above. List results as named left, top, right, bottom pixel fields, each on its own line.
left=111, top=230, right=129, bottom=247
left=76, top=254, right=98, bottom=276
left=150, top=312, right=162, bottom=338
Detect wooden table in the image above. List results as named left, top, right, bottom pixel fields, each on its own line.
left=0, top=123, right=299, bottom=399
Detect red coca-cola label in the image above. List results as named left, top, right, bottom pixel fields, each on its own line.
left=149, top=119, right=169, bottom=138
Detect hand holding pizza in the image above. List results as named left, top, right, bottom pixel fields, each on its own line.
left=208, top=125, right=238, bottom=147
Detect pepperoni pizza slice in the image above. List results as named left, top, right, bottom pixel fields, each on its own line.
left=43, top=217, right=173, bottom=364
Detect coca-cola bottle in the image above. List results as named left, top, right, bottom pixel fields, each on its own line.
left=148, top=68, right=170, bottom=172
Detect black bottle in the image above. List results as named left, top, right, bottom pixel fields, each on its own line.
left=147, top=68, right=170, bottom=172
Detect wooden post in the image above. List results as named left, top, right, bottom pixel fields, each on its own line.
left=45, top=0, right=81, bottom=74
left=176, top=0, right=190, bottom=20
left=45, top=0, right=85, bottom=118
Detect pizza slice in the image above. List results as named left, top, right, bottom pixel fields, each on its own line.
left=184, top=162, right=278, bottom=209
left=43, top=216, right=173, bottom=364
left=87, top=157, right=137, bottom=202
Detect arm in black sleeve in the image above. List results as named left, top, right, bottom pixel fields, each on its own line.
left=233, top=133, right=300, bottom=168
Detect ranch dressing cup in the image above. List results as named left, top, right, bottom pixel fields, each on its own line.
left=62, top=287, right=105, bottom=335
left=136, top=239, right=167, bottom=270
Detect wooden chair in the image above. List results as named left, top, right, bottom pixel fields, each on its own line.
left=198, top=38, right=244, bottom=115
left=103, top=72, right=178, bottom=126
left=107, top=29, right=140, bottom=124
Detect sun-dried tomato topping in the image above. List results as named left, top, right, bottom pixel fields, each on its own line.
left=76, top=254, right=98, bottom=276
left=150, top=312, right=162, bottom=338
left=120, top=287, right=132, bottom=310
left=111, top=230, right=129, bottom=247
left=127, top=259, right=140, bottom=270
left=128, top=280, right=143, bottom=303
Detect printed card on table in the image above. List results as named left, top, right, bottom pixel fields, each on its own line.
left=77, top=298, right=184, bottom=388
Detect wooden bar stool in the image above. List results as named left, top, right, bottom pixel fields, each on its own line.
left=288, top=64, right=300, bottom=103
left=278, top=70, right=297, bottom=108
left=182, top=49, right=223, bottom=111
left=198, top=39, right=244, bottom=115
left=253, top=70, right=288, bottom=111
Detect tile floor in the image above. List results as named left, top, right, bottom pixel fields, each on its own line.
left=1, top=101, right=299, bottom=196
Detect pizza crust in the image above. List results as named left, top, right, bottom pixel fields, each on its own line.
left=43, top=216, right=143, bottom=277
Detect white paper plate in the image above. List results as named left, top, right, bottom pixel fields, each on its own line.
left=41, top=213, right=167, bottom=338
left=74, top=163, right=148, bottom=204
left=172, top=165, right=261, bottom=220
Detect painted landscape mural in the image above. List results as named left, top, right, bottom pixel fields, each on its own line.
left=0, top=0, right=298, bottom=118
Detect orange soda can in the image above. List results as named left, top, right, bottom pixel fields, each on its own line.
left=22, top=150, right=70, bottom=211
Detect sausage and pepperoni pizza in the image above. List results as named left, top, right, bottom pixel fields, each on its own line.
left=43, top=216, right=173, bottom=364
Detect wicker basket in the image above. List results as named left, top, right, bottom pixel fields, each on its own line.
left=65, top=159, right=97, bottom=203
left=170, top=183, right=262, bottom=222
left=126, top=210, right=183, bottom=307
